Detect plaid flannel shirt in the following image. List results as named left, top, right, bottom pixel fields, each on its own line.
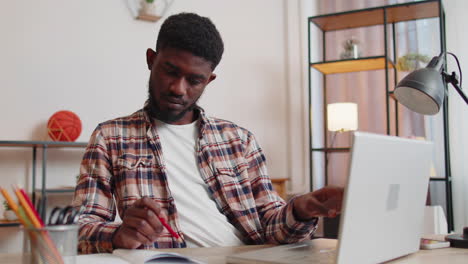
left=72, top=106, right=317, bottom=254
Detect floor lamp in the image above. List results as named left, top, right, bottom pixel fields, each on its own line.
left=323, top=102, right=358, bottom=238
left=326, top=103, right=358, bottom=174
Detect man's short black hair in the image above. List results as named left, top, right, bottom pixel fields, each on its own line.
left=156, top=13, right=224, bottom=70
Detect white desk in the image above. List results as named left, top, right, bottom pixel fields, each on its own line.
left=2, top=244, right=468, bottom=264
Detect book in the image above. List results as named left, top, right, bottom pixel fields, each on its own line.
left=76, top=249, right=205, bottom=264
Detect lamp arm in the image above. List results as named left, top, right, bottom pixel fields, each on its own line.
left=443, top=71, right=468, bottom=105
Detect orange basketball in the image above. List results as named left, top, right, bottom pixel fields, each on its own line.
left=47, top=110, right=82, bottom=142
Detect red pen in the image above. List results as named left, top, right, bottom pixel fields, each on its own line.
left=157, top=216, right=180, bottom=240
left=142, top=200, right=180, bottom=240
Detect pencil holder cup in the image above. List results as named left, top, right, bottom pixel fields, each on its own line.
left=23, top=225, right=79, bottom=264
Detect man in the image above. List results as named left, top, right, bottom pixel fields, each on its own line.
left=72, top=12, right=343, bottom=254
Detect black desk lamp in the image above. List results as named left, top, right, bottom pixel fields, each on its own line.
left=394, top=52, right=468, bottom=248
left=394, top=52, right=468, bottom=115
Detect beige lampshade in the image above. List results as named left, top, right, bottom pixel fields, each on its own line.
left=327, top=103, right=358, bottom=132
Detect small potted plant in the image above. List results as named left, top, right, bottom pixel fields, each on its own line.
left=3, top=201, right=17, bottom=221
left=396, top=53, right=430, bottom=72
left=340, top=37, right=362, bottom=59
left=140, top=0, right=158, bottom=17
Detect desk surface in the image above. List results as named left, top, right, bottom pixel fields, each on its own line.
left=2, top=244, right=468, bottom=264
left=167, top=245, right=468, bottom=264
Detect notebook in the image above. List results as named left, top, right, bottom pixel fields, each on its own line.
left=76, top=249, right=205, bottom=264
left=227, top=131, right=433, bottom=264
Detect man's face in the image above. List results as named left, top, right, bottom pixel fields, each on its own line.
left=146, top=47, right=216, bottom=125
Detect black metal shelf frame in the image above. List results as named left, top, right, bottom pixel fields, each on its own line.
left=307, top=0, right=453, bottom=232
left=0, top=140, right=87, bottom=225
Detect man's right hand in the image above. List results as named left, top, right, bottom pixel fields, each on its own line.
left=292, top=186, right=344, bottom=221
left=112, top=197, right=164, bottom=249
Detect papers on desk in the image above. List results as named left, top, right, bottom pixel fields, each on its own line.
left=77, top=253, right=128, bottom=264
left=77, top=249, right=205, bottom=264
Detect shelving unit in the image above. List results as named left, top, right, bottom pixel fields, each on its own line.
left=0, top=219, right=21, bottom=227
left=311, top=56, right=394, bottom=74
left=0, top=140, right=87, bottom=226
left=308, top=0, right=453, bottom=234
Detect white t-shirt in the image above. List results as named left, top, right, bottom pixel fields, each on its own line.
left=155, top=119, right=245, bottom=248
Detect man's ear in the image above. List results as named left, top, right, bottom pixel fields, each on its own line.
left=207, top=73, right=217, bottom=85
left=146, top=48, right=157, bottom=70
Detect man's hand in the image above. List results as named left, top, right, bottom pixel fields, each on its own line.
left=112, top=197, right=164, bottom=249
left=292, top=186, right=344, bottom=221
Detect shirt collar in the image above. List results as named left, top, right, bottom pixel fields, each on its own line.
left=142, top=100, right=209, bottom=134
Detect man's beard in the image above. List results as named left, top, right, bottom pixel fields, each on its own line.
left=146, top=81, right=199, bottom=123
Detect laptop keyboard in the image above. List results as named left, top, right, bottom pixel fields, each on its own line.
left=285, top=248, right=337, bottom=264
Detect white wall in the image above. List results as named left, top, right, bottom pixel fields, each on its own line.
left=443, top=0, right=468, bottom=234
left=0, top=0, right=297, bottom=253
left=0, top=0, right=289, bottom=156
left=0, top=1, right=293, bottom=187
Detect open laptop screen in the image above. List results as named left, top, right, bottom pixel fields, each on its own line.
left=336, top=132, right=433, bottom=264
left=227, top=132, right=433, bottom=264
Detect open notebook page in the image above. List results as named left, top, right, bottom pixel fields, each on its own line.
left=113, top=249, right=205, bottom=264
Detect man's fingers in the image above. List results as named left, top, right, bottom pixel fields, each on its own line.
left=323, top=196, right=342, bottom=211
left=123, top=213, right=163, bottom=242
left=120, top=225, right=152, bottom=246
left=294, top=186, right=345, bottom=219
left=113, top=225, right=151, bottom=249
left=313, top=186, right=344, bottom=202
left=125, top=207, right=164, bottom=234
left=122, top=197, right=165, bottom=243
left=133, top=197, right=162, bottom=216
left=114, top=198, right=166, bottom=249
left=306, top=197, right=330, bottom=216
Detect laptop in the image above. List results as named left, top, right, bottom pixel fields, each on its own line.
left=227, top=131, right=433, bottom=264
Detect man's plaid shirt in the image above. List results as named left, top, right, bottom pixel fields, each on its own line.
left=72, top=106, right=317, bottom=253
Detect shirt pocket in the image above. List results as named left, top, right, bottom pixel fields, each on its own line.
left=116, top=154, right=153, bottom=170
left=216, top=162, right=250, bottom=181
left=215, top=162, right=254, bottom=210
left=113, top=153, right=161, bottom=203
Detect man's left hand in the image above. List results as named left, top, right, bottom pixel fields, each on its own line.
left=292, top=186, right=344, bottom=221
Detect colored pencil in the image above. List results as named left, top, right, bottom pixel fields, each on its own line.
left=14, top=187, right=42, bottom=228
left=1, top=187, right=59, bottom=263
left=0, top=187, right=22, bottom=225
left=12, top=186, right=64, bottom=264
left=18, top=187, right=45, bottom=226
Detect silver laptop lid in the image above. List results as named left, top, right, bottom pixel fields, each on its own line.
left=336, top=132, right=433, bottom=264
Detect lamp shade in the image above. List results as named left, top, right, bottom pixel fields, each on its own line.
left=327, top=103, right=358, bottom=132
left=394, top=67, right=445, bottom=115
left=394, top=54, right=447, bottom=115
